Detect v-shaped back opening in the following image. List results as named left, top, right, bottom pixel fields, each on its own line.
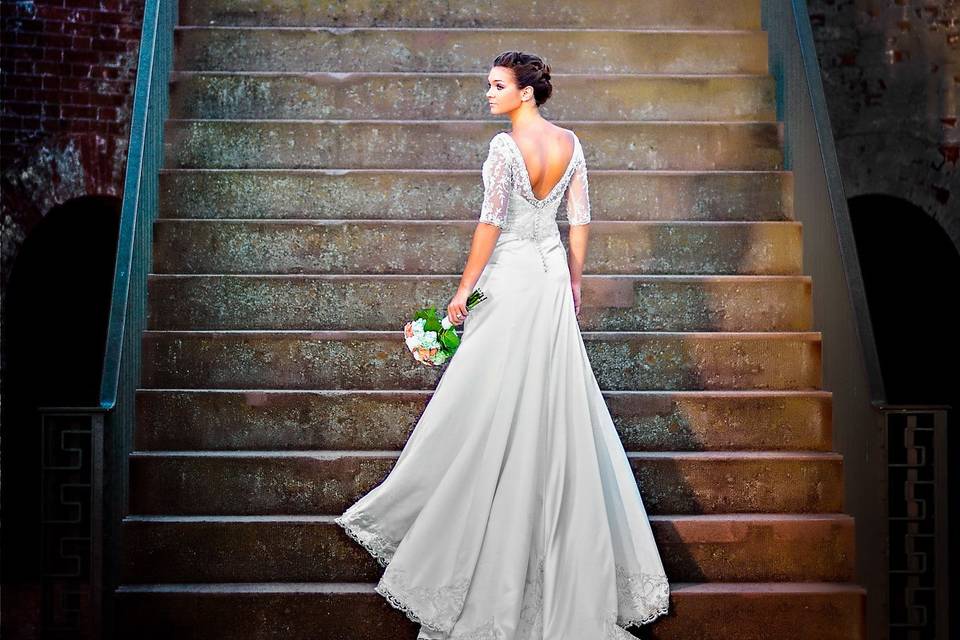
left=500, top=131, right=579, bottom=203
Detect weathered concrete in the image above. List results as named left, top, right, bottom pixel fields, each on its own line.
left=147, top=274, right=812, bottom=331
left=164, top=120, right=783, bottom=170
left=141, top=330, right=822, bottom=390
left=120, top=514, right=853, bottom=583
left=114, top=580, right=865, bottom=640
left=170, top=72, right=776, bottom=122
left=179, top=0, right=763, bottom=29
left=151, top=220, right=803, bottom=275
left=134, top=389, right=833, bottom=453
left=127, top=450, right=843, bottom=515
left=174, top=28, right=769, bottom=74
left=159, top=168, right=793, bottom=222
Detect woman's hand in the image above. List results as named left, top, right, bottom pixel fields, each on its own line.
left=447, top=288, right=471, bottom=326
left=571, top=281, right=582, bottom=316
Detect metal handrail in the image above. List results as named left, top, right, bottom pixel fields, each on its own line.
left=99, top=0, right=171, bottom=409
left=94, top=1, right=176, bottom=636
left=760, top=2, right=894, bottom=638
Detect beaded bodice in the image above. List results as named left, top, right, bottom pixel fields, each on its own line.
left=477, top=130, right=591, bottom=235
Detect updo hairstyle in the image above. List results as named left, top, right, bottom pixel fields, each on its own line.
left=492, top=51, right=553, bottom=107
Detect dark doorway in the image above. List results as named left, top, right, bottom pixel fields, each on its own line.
left=1, top=195, right=121, bottom=639
left=848, top=193, right=958, bottom=640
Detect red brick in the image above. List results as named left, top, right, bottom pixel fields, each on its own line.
left=7, top=102, right=42, bottom=117
left=63, top=23, right=98, bottom=38
left=92, top=38, right=128, bottom=54
left=42, top=48, right=63, bottom=62
left=60, top=91, right=91, bottom=105
left=61, top=105, right=96, bottom=119
left=14, top=60, right=35, bottom=74
left=91, top=92, right=126, bottom=106
left=1, top=115, right=22, bottom=130
left=41, top=19, right=65, bottom=34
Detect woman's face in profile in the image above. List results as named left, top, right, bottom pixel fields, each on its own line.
left=486, top=66, right=524, bottom=115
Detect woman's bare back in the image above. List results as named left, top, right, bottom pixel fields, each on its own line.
left=506, top=126, right=577, bottom=200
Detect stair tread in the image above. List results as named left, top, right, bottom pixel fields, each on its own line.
left=128, top=449, right=842, bottom=459
left=123, top=513, right=854, bottom=523
left=148, top=273, right=812, bottom=280
left=135, top=388, right=831, bottom=395
left=171, top=70, right=774, bottom=78
left=141, top=329, right=822, bottom=338
left=159, top=167, right=792, bottom=174
left=116, top=580, right=866, bottom=593
left=175, top=26, right=766, bottom=34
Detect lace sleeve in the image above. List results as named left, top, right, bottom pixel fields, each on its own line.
left=565, top=147, right=591, bottom=225
left=477, top=135, right=513, bottom=228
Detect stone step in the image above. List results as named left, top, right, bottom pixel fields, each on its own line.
left=169, top=72, right=776, bottom=122
left=147, top=274, right=813, bottom=332
left=158, top=168, right=793, bottom=222
left=128, top=450, right=843, bottom=516
left=120, top=514, right=854, bottom=584
left=141, top=330, right=822, bottom=390
left=134, top=389, right=834, bottom=453
left=163, top=120, right=783, bottom=170
left=173, top=28, right=769, bottom=75
left=179, top=0, right=763, bottom=30
left=115, top=580, right=865, bottom=640
left=151, top=220, right=802, bottom=275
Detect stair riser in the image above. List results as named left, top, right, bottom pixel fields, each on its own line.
left=159, top=170, right=794, bottom=222
left=120, top=517, right=854, bottom=583
left=152, top=221, right=802, bottom=275
left=141, top=332, right=822, bottom=390
left=164, top=121, right=783, bottom=170
left=170, top=73, right=776, bottom=121
left=115, top=585, right=864, bottom=640
left=128, top=453, right=843, bottom=515
left=178, top=0, right=763, bottom=30
left=174, top=29, right=769, bottom=74
left=135, top=390, right=834, bottom=452
left=148, top=275, right=813, bottom=332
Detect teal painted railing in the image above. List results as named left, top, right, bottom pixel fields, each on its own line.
left=98, top=0, right=176, bottom=636
left=759, top=3, right=951, bottom=640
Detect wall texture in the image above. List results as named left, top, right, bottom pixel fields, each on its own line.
left=0, top=0, right=144, bottom=408
left=807, top=0, right=960, bottom=251
left=1, top=0, right=143, bottom=300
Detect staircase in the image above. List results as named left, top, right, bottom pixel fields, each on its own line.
left=114, top=0, right=867, bottom=638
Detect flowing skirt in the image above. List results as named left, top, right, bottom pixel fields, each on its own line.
left=335, top=232, right=670, bottom=639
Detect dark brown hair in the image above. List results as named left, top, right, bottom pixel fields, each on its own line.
left=492, top=51, right=553, bottom=107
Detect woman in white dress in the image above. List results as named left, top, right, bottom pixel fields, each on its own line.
left=335, top=51, right=670, bottom=639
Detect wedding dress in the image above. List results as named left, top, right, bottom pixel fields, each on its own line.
left=335, top=130, right=670, bottom=639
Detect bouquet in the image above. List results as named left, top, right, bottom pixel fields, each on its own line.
left=403, top=288, right=488, bottom=366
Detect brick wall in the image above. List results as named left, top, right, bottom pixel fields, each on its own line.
left=807, top=0, right=960, bottom=253
left=1, top=0, right=144, bottom=289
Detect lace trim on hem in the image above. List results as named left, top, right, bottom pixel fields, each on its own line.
left=336, top=509, right=671, bottom=636
left=335, top=510, right=465, bottom=634
left=333, top=510, right=395, bottom=568
left=374, top=580, right=448, bottom=633
left=614, top=570, right=670, bottom=629
left=617, top=600, right=670, bottom=628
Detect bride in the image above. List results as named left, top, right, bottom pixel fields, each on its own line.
left=335, top=50, right=670, bottom=639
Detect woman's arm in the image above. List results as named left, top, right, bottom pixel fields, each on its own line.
left=459, top=222, right=501, bottom=292
left=564, top=142, right=591, bottom=316
left=448, top=135, right=513, bottom=326
left=567, top=223, right=589, bottom=285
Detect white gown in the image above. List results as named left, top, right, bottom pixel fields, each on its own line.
left=335, top=130, right=670, bottom=639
